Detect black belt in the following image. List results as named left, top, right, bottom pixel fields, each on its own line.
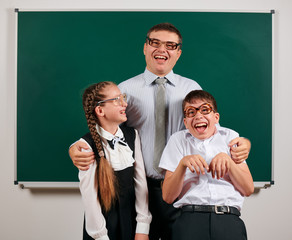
left=146, top=177, right=163, bottom=188
left=181, top=205, right=240, bottom=216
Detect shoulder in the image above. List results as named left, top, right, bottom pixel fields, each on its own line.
left=120, top=122, right=135, bottom=136
left=217, top=126, right=239, bottom=141
left=168, top=129, right=189, bottom=145
left=80, top=133, right=94, bottom=149
left=118, top=73, right=144, bottom=90
left=173, top=73, right=202, bottom=89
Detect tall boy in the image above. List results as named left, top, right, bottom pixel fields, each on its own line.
left=160, top=90, right=254, bottom=240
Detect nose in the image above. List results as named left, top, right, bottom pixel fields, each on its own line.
left=194, top=111, right=203, bottom=119
left=121, top=99, right=127, bottom=107
left=157, top=42, right=167, bottom=51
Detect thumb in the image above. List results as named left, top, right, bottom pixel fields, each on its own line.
left=228, top=137, right=240, bottom=147
left=76, top=141, right=89, bottom=151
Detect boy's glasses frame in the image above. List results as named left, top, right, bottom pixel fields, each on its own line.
left=96, top=93, right=127, bottom=106
left=184, top=103, right=215, bottom=118
left=146, top=37, right=182, bottom=50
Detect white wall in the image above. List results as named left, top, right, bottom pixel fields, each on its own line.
left=1, top=0, right=292, bottom=239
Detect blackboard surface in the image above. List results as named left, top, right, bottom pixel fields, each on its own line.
left=16, top=10, right=273, bottom=186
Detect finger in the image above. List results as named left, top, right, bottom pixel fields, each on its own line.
left=194, top=160, right=206, bottom=175
left=76, top=141, right=90, bottom=150
left=198, top=155, right=209, bottom=172
left=216, top=164, right=221, bottom=179
left=228, top=137, right=240, bottom=147
left=220, top=163, right=226, bottom=178
left=209, top=162, right=216, bottom=178
left=186, top=162, right=195, bottom=173
left=230, top=151, right=249, bottom=163
left=78, top=165, right=91, bottom=171
left=192, top=163, right=201, bottom=175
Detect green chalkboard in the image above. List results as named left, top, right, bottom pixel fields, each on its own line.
left=16, top=10, right=273, bottom=186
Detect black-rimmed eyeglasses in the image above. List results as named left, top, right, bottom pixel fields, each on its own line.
left=146, top=37, right=182, bottom=50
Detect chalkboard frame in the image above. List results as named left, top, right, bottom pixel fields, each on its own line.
left=15, top=9, right=274, bottom=188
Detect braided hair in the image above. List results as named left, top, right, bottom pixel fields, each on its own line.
left=82, top=81, right=117, bottom=212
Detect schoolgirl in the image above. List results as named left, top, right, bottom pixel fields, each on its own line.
left=79, top=81, right=151, bottom=240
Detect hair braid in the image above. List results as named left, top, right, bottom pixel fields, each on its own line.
left=82, top=81, right=117, bottom=212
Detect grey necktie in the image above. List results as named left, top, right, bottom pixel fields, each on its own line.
left=153, top=77, right=167, bottom=173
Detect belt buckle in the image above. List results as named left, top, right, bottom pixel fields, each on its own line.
left=215, top=205, right=229, bottom=215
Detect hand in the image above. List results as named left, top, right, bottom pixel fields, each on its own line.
left=209, top=152, right=232, bottom=179
left=228, top=137, right=251, bottom=164
left=135, top=233, right=149, bottom=240
left=180, top=154, right=209, bottom=175
left=69, top=141, right=95, bottom=170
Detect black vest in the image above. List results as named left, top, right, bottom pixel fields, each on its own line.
left=83, top=123, right=137, bottom=240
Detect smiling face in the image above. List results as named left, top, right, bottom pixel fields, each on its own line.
left=183, top=99, right=220, bottom=140
left=143, top=30, right=182, bottom=77
left=95, top=84, right=127, bottom=134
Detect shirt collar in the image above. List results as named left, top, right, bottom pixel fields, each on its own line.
left=143, top=68, right=177, bottom=86
left=185, top=124, right=220, bottom=144
left=95, top=124, right=124, bottom=141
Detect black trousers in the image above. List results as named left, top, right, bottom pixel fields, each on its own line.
left=172, top=211, right=247, bottom=240
left=147, top=178, right=180, bottom=240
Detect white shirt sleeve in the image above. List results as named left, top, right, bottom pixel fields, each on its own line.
left=159, top=132, right=185, bottom=172
left=78, top=138, right=109, bottom=240
left=133, top=130, right=152, bottom=234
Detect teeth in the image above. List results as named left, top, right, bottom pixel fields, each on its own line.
left=195, top=123, right=207, bottom=128
left=154, top=56, right=167, bottom=60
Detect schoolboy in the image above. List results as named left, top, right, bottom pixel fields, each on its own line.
left=159, top=90, right=254, bottom=240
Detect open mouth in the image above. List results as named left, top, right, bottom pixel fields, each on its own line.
left=194, top=123, right=207, bottom=133
left=154, top=55, right=168, bottom=60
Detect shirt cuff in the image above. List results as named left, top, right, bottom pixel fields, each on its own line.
left=136, top=222, right=150, bottom=235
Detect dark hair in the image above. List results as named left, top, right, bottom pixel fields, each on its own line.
left=82, top=81, right=117, bottom=212
left=182, top=90, right=218, bottom=113
left=146, top=22, right=182, bottom=45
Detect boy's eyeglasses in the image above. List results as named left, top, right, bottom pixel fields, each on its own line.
left=97, top=93, right=127, bottom=106
left=184, top=103, right=214, bottom=118
left=146, top=37, right=182, bottom=50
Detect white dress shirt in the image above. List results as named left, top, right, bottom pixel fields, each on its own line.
left=79, top=125, right=152, bottom=240
left=118, top=69, right=202, bottom=179
left=159, top=126, right=245, bottom=210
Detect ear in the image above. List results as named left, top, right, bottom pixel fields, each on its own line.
left=143, top=43, right=147, bottom=56
left=95, top=106, right=105, bottom=117
left=214, top=112, right=220, bottom=124
left=183, top=117, right=188, bottom=129
left=176, top=49, right=182, bottom=61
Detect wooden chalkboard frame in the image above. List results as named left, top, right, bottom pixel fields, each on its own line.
left=15, top=9, right=274, bottom=188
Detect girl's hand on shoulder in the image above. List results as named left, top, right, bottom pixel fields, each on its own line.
left=135, top=233, right=149, bottom=240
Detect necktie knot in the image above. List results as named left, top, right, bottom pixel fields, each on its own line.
left=107, top=137, right=127, bottom=150
left=155, top=77, right=167, bottom=85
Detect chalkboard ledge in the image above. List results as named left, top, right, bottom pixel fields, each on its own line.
left=16, top=182, right=79, bottom=189
left=15, top=181, right=273, bottom=189
left=254, top=181, right=274, bottom=189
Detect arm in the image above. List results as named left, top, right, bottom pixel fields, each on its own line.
left=162, top=154, right=209, bottom=204
left=209, top=152, right=254, bottom=196
left=69, top=140, right=95, bottom=170
left=133, top=130, right=151, bottom=237
left=229, top=137, right=251, bottom=164
left=78, top=142, right=109, bottom=240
